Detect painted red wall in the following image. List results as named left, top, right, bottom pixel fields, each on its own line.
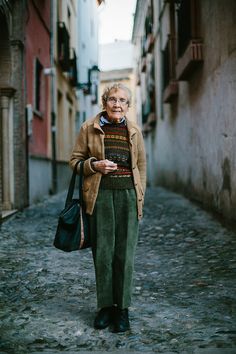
left=26, top=0, right=51, bottom=157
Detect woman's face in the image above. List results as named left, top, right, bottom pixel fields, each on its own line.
left=105, top=88, right=129, bottom=122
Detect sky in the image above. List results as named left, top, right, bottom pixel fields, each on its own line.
left=98, top=0, right=137, bottom=44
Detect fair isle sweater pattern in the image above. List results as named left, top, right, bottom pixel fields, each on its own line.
left=100, top=123, right=134, bottom=189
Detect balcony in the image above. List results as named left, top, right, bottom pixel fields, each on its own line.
left=57, top=22, right=70, bottom=72
left=176, top=39, right=203, bottom=80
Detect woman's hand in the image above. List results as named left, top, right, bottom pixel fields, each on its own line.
left=92, top=159, right=117, bottom=175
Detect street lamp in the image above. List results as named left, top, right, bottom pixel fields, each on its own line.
left=77, top=65, right=100, bottom=102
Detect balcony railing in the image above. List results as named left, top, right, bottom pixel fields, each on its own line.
left=57, top=22, right=70, bottom=72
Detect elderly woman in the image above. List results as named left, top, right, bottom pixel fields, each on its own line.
left=69, top=83, right=146, bottom=332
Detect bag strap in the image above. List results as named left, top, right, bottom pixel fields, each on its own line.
left=65, top=160, right=84, bottom=207
left=78, top=161, right=85, bottom=207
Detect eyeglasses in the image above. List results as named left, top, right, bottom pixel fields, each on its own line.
left=107, top=97, right=128, bottom=106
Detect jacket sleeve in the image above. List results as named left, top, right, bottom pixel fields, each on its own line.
left=69, top=123, right=97, bottom=176
left=137, top=130, right=147, bottom=195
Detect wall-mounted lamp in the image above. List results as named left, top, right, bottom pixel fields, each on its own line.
left=43, top=67, right=56, bottom=76
left=77, top=65, right=100, bottom=99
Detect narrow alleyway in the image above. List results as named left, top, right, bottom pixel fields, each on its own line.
left=0, top=187, right=236, bottom=354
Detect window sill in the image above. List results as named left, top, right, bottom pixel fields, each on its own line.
left=176, top=39, right=203, bottom=80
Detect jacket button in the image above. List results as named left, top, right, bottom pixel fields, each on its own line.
left=134, top=183, right=137, bottom=186
left=139, top=199, right=142, bottom=202
left=132, top=166, right=135, bottom=169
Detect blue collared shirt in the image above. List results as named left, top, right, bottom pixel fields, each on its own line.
left=100, top=115, right=126, bottom=126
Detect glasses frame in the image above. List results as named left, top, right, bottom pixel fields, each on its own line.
left=107, top=96, right=129, bottom=106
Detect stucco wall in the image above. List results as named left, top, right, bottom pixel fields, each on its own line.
left=29, top=157, right=72, bottom=204
left=29, top=157, right=52, bottom=204
left=152, top=0, right=236, bottom=220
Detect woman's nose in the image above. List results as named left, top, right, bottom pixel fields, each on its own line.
left=114, top=99, right=121, bottom=106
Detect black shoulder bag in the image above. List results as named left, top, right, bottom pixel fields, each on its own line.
left=53, top=161, right=91, bottom=252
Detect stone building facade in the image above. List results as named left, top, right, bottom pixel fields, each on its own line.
left=25, top=0, right=52, bottom=204
left=0, top=0, right=102, bottom=221
left=50, top=0, right=79, bottom=194
left=0, top=0, right=28, bottom=219
left=133, top=0, right=236, bottom=221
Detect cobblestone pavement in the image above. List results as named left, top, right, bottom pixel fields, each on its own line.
left=0, top=187, right=236, bottom=354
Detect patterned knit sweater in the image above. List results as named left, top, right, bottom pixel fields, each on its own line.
left=100, top=123, right=134, bottom=189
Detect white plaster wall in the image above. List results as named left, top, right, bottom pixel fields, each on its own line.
left=78, top=0, right=99, bottom=83
left=29, top=158, right=72, bottom=203
left=77, top=0, right=100, bottom=121
left=153, top=0, right=236, bottom=219
left=29, top=158, right=52, bottom=204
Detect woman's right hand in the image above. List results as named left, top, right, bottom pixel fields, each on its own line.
left=92, top=159, right=117, bottom=175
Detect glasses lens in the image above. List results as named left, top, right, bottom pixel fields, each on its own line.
left=108, top=97, right=128, bottom=105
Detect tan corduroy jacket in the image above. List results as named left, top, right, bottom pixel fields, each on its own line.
left=69, top=112, right=147, bottom=219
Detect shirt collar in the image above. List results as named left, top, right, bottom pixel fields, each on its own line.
left=100, top=115, right=126, bottom=126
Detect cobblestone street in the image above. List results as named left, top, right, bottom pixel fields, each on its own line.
left=0, top=187, right=236, bottom=354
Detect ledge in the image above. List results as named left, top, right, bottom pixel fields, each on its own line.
left=176, top=39, right=203, bottom=80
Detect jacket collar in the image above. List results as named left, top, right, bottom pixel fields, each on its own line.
left=93, top=112, right=104, bottom=133
left=126, top=118, right=138, bottom=137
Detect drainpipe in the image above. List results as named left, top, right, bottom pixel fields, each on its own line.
left=50, top=0, right=57, bottom=194
left=159, top=0, right=164, bottom=120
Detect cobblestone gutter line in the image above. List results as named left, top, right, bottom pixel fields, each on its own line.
left=0, top=187, right=236, bottom=353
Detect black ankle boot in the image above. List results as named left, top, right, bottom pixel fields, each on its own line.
left=113, top=308, right=130, bottom=333
left=94, top=306, right=113, bottom=329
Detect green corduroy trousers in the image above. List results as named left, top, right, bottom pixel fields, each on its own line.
left=89, top=188, right=139, bottom=309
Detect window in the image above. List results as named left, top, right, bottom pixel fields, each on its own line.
left=142, top=61, right=156, bottom=131
left=177, top=0, right=192, bottom=58
left=57, top=22, right=70, bottom=72
left=163, top=41, right=171, bottom=90
left=67, top=7, right=71, bottom=33
left=35, top=58, right=43, bottom=113
left=143, top=0, right=155, bottom=54
left=175, top=0, right=203, bottom=80
left=162, top=1, right=178, bottom=103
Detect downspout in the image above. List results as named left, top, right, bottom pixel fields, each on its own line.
left=159, top=0, right=164, bottom=120
left=50, top=0, right=57, bottom=194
